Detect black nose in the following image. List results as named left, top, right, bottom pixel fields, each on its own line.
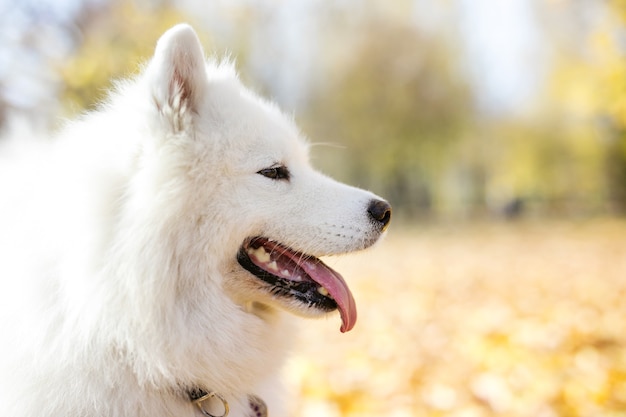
left=367, top=199, right=391, bottom=230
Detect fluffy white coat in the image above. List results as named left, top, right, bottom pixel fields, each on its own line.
left=0, top=24, right=389, bottom=416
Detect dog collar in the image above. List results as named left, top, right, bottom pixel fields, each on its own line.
left=188, top=388, right=267, bottom=417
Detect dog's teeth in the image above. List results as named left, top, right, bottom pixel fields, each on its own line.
left=268, top=261, right=278, bottom=271
left=317, top=286, right=329, bottom=296
left=248, top=246, right=271, bottom=263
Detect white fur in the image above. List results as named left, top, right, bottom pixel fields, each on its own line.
left=0, top=24, right=388, bottom=416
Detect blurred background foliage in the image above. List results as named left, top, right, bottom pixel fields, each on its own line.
left=58, top=1, right=188, bottom=113
left=2, top=0, right=626, bottom=222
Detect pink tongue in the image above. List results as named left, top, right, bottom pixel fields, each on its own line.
left=299, top=258, right=357, bottom=333
left=258, top=240, right=357, bottom=332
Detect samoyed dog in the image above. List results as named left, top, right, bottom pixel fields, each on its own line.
left=0, top=24, right=390, bottom=416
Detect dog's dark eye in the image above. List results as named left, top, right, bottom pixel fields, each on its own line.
left=257, top=166, right=290, bottom=180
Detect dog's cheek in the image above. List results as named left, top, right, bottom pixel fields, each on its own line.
left=221, top=266, right=263, bottom=303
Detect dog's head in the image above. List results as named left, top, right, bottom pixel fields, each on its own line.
left=140, top=24, right=390, bottom=333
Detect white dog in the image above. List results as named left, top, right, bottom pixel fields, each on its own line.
left=0, top=24, right=390, bottom=417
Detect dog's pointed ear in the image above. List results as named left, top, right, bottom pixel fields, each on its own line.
left=147, top=24, right=207, bottom=130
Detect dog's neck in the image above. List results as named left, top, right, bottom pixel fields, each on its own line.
left=188, top=388, right=267, bottom=417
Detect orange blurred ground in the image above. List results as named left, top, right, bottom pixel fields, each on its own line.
left=286, top=219, right=626, bottom=417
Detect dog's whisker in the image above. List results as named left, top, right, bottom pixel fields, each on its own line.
left=308, top=141, right=346, bottom=149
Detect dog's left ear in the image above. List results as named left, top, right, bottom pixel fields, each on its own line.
left=147, top=24, right=207, bottom=131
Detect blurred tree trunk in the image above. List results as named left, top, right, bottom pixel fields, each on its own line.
left=606, top=133, right=626, bottom=213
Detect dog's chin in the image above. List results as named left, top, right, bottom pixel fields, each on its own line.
left=236, top=237, right=357, bottom=333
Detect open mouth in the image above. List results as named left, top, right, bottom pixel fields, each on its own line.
left=237, top=237, right=357, bottom=332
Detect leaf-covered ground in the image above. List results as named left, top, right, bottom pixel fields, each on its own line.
left=286, top=220, right=626, bottom=417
